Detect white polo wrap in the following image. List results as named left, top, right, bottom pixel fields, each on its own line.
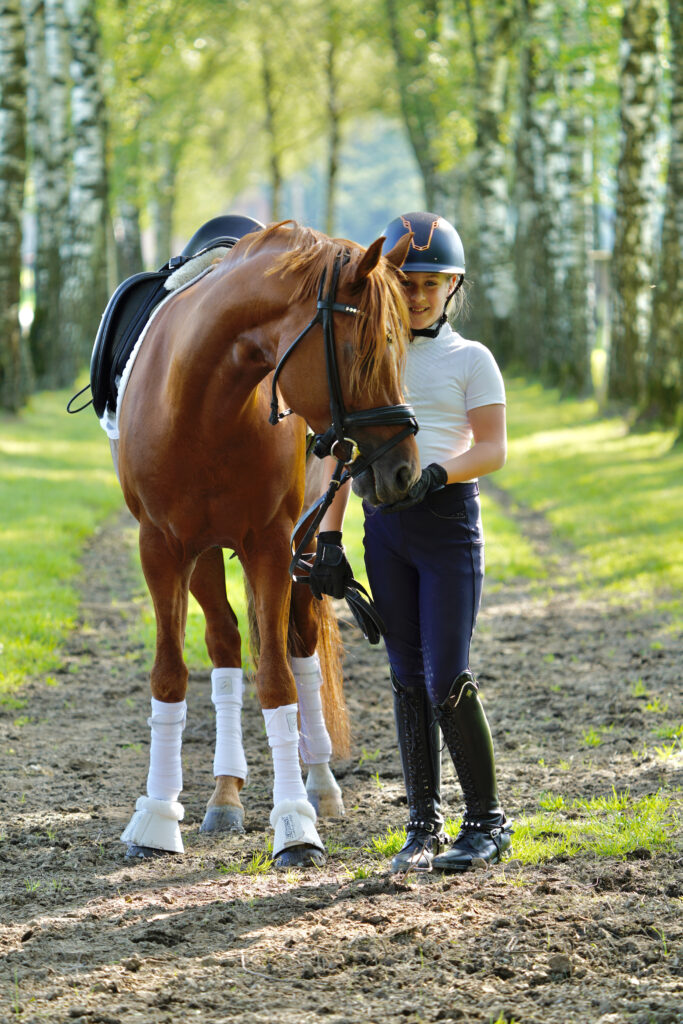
left=146, top=698, right=186, bottom=803
left=262, top=702, right=308, bottom=807
left=291, top=653, right=333, bottom=765
left=211, top=668, right=248, bottom=780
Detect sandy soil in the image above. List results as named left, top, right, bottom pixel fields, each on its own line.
left=1, top=493, right=681, bottom=1024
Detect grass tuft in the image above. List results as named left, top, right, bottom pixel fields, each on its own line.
left=365, top=825, right=406, bottom=859
left=217, top=850, right=273, bottom=875
left=490, top=788, right=678, bottom=865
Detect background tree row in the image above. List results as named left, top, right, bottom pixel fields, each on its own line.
left=0, top=0, right=680, bottom=431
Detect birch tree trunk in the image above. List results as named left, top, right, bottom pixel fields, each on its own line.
left=643, top=0, right=682, bottom=427
left=547, top=0, right=593, bottom=394
left=148, top=138, right=176, bottom=267
left=260, top=29, right=283, bottom=221
left=562, top=53, right=594, bottom=395
left=608, top=0, right=661, bottom=404
left=114, top=197, right=144, bottom=281
left=58, top=0, right=108, bottom=385
left=513, top=0, right=550, bottom=373
left=468, top=2, right=517, bottom=366
left=384, top=0, right=441, bottom=209
left=24, top=0, right=69, bottom=387
left=0, top=0, right=30, bottom=410
left=323, top=12, right=341, bottom=237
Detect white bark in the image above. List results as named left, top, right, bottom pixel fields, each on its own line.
left=471, top=8, right=517, bottom=364
left=0, top=0, right=29, bottom=409
left=645, top=0, right=682, bottom=424
left=59, top=0, right=108, bottom=381
left=609, top=0, right=662, bottom=403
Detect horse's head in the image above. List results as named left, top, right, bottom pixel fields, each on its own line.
left=263, top=223, right=421, bottom=506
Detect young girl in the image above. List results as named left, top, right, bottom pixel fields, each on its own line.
left=309, top=212, right=512, bottom=872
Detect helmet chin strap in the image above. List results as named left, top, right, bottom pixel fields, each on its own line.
left=410, top=275, right=464, bottom=340
left=411, top=311, right=448, bottom=339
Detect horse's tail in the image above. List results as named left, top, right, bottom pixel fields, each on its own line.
left=245, top=574, right=260, bottom=671
left=312, top=595, right=350, bottom=760
left=244, top=579, right=350, bottom=760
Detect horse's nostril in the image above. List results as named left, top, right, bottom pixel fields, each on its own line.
left=395, top=463, right=414, bottom=494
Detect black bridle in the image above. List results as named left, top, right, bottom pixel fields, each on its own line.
left=268, top=251, right=419, bottom=642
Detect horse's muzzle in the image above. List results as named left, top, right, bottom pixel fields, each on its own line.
left=351, top=458, right=419, bottom=506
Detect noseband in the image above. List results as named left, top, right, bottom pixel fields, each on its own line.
left=268, top=251, right=419, bottom=642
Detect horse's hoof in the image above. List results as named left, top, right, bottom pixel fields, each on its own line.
left=200, top=805, right=245, bottom=834
left=307, top=790, right=345, bottom=818
left=274, top=844, right=326, bottom=870
left=125, top=843, right=174, bottom=860
left=305, top=765, right=344, bottom=819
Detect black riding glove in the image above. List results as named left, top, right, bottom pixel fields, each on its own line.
left=383, top=463, right=448, bottom=512
left=308, top=531, right=354, bottom=600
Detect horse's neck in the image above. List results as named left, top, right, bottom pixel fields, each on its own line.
left=178, top=256, right=285, bottom=385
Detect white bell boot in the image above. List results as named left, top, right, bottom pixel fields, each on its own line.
left=263, top=703, right=324, bottom=859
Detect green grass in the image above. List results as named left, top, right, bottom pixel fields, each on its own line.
left=481, top=788, right=679, bottom=865
left=368, top=789, right=679, bottom=867
left=0, top=389, right=122, bottom=694
left=217, top=851, right=273, bottom=875
left=365, top=825, right=407, bottom=859
left=499, top=379, right=683, bottom=620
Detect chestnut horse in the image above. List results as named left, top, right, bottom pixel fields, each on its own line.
left=113, top=221, right=419, bottom=868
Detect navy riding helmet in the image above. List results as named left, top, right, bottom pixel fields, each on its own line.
left=384, top=212, right=466, bottom=336
left=383, top=211, right=466, bottom=275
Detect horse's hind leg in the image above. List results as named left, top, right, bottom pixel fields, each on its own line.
left=189, top=546, right=247, bottom=835
left=121, top=518, right=193, bottom=858
left=289, top=582, right=345, bottom=819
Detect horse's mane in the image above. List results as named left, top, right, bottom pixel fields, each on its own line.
left=246, top=221, right=410, bottom=396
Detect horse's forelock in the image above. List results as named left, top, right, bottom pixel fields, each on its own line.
left=254, top=222, right=410, bottom=399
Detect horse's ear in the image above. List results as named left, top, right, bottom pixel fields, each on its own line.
left=354, top=237, right=385, bottom=281
left=383, top=231, right=413, bottom=269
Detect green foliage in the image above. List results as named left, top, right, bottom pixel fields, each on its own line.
left=0, top=390, right=122, bottom=693
left=487, top=788, right=678, bottom=864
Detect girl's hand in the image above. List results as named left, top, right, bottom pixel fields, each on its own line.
left=308, top=531, right=354, bottom=599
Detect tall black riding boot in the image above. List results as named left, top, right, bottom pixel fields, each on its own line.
left=431, top=670, right=512, bottom=872
left=390, top=671, right=445, bottom=872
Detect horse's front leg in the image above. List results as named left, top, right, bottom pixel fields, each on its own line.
left=189, top=546, right=247, bottom=835
left=242, top=534, right=325, bottom=870
left=121, top=518, right=194, bottom=859
left=289, top=580, right=344, bottom=819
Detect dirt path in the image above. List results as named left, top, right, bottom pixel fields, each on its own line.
left=1, top=495, right=681, bottom=1024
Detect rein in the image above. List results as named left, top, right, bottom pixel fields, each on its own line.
left=269, top=252, right=419, bottom=643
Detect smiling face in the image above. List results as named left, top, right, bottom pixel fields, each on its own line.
left=402, top=271, right=459, bottom=332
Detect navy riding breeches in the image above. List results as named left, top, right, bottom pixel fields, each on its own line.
left=363, top=482, right=483, bottom=706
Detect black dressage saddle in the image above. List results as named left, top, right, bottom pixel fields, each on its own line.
left=75, top=214, right=264, bottom=418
